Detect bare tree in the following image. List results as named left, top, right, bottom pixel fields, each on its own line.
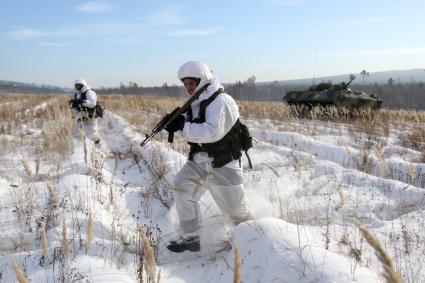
left=360, top=70, right=370, bottom=84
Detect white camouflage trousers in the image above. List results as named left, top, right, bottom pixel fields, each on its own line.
left=173, top=154, right=251, bottom=235
left=71, top=118, right=99, bottom=142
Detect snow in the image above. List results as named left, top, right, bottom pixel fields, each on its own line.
left=232, top=218, right=379, bottom=283
left=0, top=103, right=424, bottom=283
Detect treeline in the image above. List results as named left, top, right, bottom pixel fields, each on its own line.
left=97, top=77, right=425, bottom=110
left=1, top=77, right=424, bottom=110
left=97, top=82, right=184, bottom=97
left=355, top=81, right=425, bottom=110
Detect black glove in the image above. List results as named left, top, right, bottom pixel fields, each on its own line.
left=165, top=115, right=185, bottom=133
left=69, top=99, right=84, bottom=110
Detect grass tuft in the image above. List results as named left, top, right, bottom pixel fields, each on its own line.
left=356, top=222, right=403, bottom=283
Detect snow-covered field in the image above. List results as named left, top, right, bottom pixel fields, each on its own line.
left=0, top=95, right=424, bottom=282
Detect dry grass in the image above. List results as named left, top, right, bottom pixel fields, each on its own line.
left=62, top=219, right=69, bottom=257
left=100, top=95, right=425, bottom=156
left=40, top=222, right=49, bottom=258
left=233, top=241, right=241, bottom=283
left=0, top=94, right=73, bottom=174
left=139, top=227, right=157, bottom=283
left=47, top=185, right=57, bottom=207
left=11, top=258, right=29, bottom=283
left=87, top=211, right=93, bottom=249
left=21, top=159, right=33, bottom=178
left=356, top=223, right=403, bottom=283
left=102, top=94, right=179, bottom=132
left=400, top=126, right=425, bottom=162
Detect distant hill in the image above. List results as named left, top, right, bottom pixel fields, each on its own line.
left=2, top=68, right=424, bottom=95
left=0, top=80, right=68, bottom=94
left=264, top=69, right=425, bottom=87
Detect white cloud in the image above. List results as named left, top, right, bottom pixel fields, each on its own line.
left=6, top=28, right=54, bottom=40
left=75, top=22, right=140, bottom=34
left=147, top=7, right=186, bottom=26
left=6, top=22, right=141, bottom=40
left=168, top=28, right=221, bottom=37
left=77, top=1, right=114, bottom=14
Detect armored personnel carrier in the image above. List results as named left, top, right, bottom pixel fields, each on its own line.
left=283, top=76, right=382, bottom=109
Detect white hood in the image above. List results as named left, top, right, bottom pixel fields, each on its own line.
left=73, top=78, right=97, bottom=108
left=177, top=61, right=214, bottom=96
left=74, top=78, right=89, bottom=93
left=178, top=62, right=240, bottom=145
left=190, top=76, right=223, bottom=107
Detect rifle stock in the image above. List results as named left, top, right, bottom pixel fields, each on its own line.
left=140, top=83, right=210, bottom=147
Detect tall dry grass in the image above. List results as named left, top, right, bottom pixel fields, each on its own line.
left=62, top=219, right=69, bottom=257
left=1, top=95, right=74, bottom=175
left=11, top=259, right=29, bottom=283
left=357, top=223, right=403, bottom=283
left=87, top=211, right=93, bottom=249
left=233, top=241, right=241, bottom=283
left=139, top=227, right=157, bottom=283
left=400, top=126, right=425, bottom=162
left=102, top=94, right=425, bottom=154
left=40, top=222, right=49, bottom=258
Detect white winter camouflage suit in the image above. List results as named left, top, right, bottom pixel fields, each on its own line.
left=174, top=61, right=251, bottom=236
left=71, top=78, right=100, bottom=142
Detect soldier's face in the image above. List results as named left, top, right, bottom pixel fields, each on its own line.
left=75, top=84, right=83, bottom=91
left=183, top=79, right=199, bottom=95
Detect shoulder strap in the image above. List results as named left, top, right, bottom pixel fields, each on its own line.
left=187, top=106, right=193, bottom=122
left=244, top=150, right=253, bottom=169
left=80, top=90, right=87, bottom=101
left=190, top=88, right=224, bottom=123
left=74, top=90, right=88, bottom=100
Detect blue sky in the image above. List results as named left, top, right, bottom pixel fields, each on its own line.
left=1, top=0, right=424, bottom=87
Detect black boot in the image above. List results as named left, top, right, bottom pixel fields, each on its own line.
left=167, top=236, right=200, bottom=253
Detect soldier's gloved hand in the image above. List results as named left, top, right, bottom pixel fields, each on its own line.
left=165, top=115, right=185, bottom=133
left=69, top=99, right=79, bottom=109
left=73, top=99, right=85, bottom=109
left=75, top=99, right=84, bottom=105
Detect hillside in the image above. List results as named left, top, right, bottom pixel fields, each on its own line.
left=0, top=80, right=68, bottom=94
left=270, top=68, right=425, bottom=86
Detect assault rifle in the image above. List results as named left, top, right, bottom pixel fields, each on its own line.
left=140, top=83, right=210, bottom=147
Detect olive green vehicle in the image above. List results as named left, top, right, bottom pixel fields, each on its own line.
left=283, top=76, right=382, bottom=109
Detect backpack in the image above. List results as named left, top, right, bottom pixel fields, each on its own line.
left=238, top=121, right=253, bottom=152
left=95, top=104, right=104, bottom=118
left=188, top=89, right=253, bottom=168
left=76, top=90, right=104, bottom=118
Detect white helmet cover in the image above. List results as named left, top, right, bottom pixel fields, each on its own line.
left=177, top=61, right=213, bottom=93
left=74, top=78, right=89, bottom=92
